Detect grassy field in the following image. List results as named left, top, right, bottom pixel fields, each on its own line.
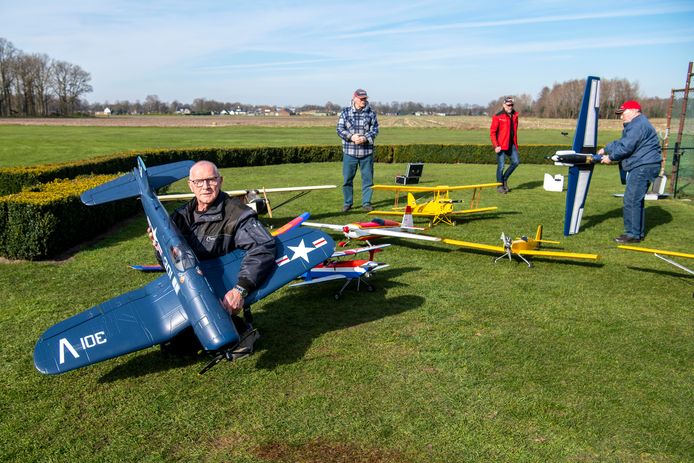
left=0, top=118, right=626, bottom=167
left=1, top=156, right=692, bottom=461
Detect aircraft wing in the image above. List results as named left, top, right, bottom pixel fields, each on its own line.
left=34, top=227, right=334, bottom=375
left=302, top=221, right=346, bottom=232
left=441, top=238, right=505, bottom=253
left=290, top=274, right=347, bottom=287
left=617, top=245, right=694, bottom=260
left=158, top=185, right=336, bottom=202
left=372, top=183, right=501, bottom=193
left=199, top=227, right=335, bottom=304
left=34, top=275, right=189, bottom=375
left=359, top=228, right=442, bottom=242
left=331, top=244, right=390, bottom=257
left=514, top=249, right=599, bottom=260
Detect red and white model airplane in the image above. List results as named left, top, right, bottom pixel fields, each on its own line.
left=290, top=244, right=391, bottom=300
left=302, top=206, right=441, bottom=246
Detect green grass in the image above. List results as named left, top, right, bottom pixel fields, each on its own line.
left=0, top=125, right=623, bottom=167
left=1, top=161, right=692, bottom=462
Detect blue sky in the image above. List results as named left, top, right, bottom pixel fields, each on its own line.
left=2, top=0, right=693, bottom=106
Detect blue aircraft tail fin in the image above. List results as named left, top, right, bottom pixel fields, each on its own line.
left=81, top=158, right=194, bottom=206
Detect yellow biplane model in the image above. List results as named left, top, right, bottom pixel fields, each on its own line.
left=618, top=245, right=694, bottom=276
left=368, top=183, right=501, bottom=226
left=442, top=225, right=599, bottom=267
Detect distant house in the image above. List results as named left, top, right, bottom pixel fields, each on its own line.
left=95, top=107, right=111, bottom=117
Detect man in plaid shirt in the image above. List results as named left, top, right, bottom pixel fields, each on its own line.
left=336, top=88, right=379, bottom=212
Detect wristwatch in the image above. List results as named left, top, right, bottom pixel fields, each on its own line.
left=234, top=285, right=248, bottom=298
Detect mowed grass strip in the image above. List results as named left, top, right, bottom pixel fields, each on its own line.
left=0, top=123, right=624, bottom=167
left=1, top=161, right=692, bottom=462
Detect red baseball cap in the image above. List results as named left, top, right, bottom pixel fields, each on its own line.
left=615, top=100, right=641, bottom=114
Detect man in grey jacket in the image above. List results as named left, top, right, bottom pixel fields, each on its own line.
left=148, top=161, right=276, bottom=333
left=599, top=100, right=662, bottom=243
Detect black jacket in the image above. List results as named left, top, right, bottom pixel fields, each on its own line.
left=170, top=192, right=276, bottom=292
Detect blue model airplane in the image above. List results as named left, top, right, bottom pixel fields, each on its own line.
left=33, top=158, right=335, bottom=375
left=548, top=76, right=602, bottom=236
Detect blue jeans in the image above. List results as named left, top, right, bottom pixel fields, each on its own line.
left=343, top=154, right=374, bottom=206
left=496, top=146, right=520, bottom=183
left=623, top=163, right=660, bottom=238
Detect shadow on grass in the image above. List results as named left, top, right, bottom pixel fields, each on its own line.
left=98, top=266, right=423, bottom=380
left=625, top=265, right=694, bottom=279
left=511, top=180, right=543, bottom=190
left=580, top=205, right=673, bottom=235
left=447, top=246, right=603, bottom=268
left=254, top=266, right=424, bottom=370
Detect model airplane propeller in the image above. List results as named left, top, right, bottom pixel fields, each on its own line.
left=33, top=158, right=335, bottom=375
left=369, top=183, right=500, bottom=226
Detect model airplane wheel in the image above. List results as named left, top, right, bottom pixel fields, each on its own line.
left=366, top=284, right=375, bottom=292
left=334, top=293, right=341, bottom=301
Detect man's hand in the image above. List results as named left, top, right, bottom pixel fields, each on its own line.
left=222, top=288, right=244, bottom=315
left=494, top=146, right=502, bottom=154
left=146, top=226, right=161, bottom=253
left=598, top=149, right=612, bottom=164
left=351, top=134, right=367, bottom=144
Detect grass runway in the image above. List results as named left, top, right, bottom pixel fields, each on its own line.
left=1, top=158, right=692, bottom=462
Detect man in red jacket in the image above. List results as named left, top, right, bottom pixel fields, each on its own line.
left=489, top=97, right=520, bottom=193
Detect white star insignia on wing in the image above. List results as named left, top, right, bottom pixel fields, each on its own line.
left=288, top=239, right=315, bottom=263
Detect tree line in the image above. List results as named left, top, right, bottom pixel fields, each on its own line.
left=0, top=36, right=671, bottom=119
left=0, top=38, right=93, bottom=117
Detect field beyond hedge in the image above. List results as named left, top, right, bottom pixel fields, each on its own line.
left=0, top=115, right=644, bottom=167
left=1, top=158, right=692, bottom=462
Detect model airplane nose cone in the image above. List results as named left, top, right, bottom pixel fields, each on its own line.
left=343, top=226, right=350, bottom=233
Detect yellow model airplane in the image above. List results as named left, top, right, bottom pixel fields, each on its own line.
left=618, top=245, right=694, bottom=276
left=441, top=225, right=599, bottom=267
left=368, top=183, right=501, bottom=226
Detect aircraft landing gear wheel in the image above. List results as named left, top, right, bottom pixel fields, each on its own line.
left=334, top=293, right=341, bottom=301
left=365, top=284, right=375, bottom=292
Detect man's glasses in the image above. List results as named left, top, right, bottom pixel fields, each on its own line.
left=189, top=177, right=219, bottom=187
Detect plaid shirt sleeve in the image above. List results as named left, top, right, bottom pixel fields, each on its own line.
left=336, top=106, right=379, bottom=158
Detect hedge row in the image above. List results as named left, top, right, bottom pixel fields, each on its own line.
left=0, top=143, right=572, bottom=260
left=0, top=175, right=139, bottom=260
left=0, top=144, right=571, bottom=195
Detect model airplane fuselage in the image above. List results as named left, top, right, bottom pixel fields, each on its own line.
left=302, top=218, right=441, bottom=245
left=34, top=158, right=335, bottom=375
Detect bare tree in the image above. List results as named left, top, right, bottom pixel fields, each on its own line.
left=50, top=60, right=93, bottom=115
left=144, top=94, right=162, bottom=113
left=0, top=38, right=18, bottom=116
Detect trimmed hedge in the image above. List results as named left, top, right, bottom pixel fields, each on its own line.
left=0, top=143, right=575, bottom=260
left=0, top=144, right=572, bottom=196
left=0, top=175, right=139, bottom=260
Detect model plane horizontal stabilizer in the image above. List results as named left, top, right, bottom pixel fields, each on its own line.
left=81, top=160, right=194, bottom=206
